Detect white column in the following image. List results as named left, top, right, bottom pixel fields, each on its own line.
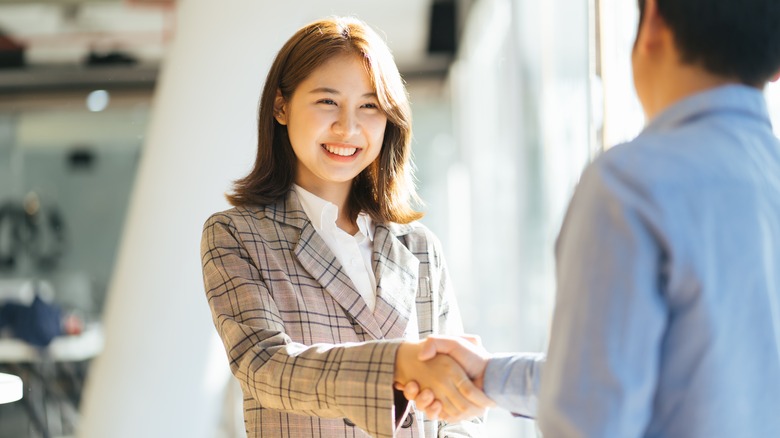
left=77, top=2, right=304, bottom=437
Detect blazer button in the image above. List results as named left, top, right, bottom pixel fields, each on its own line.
left=401, top=412, right=414, bottom=429
left=344, top=418, right=356, bottom=427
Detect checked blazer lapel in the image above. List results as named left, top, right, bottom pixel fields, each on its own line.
left=294, top=224, right=384, bottom=339
left=371, top=223, right=420, bottom=340
left=267, top=192, right=384, bottom=340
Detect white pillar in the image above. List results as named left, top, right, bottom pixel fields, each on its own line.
left=77, top=2, right=305, bottom=437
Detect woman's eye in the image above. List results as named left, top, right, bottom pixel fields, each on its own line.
left=318, top=99, right=337, bottom=105
left=362, top=102, right=379, bottom=109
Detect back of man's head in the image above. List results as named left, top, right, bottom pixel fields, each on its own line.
left=639, top=0, right=780, bottom=86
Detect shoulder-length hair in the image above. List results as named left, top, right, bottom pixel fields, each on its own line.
left=227, top=16, right=423, bottom=224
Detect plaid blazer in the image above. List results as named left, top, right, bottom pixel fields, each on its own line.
left=201, top=191, right=483, bottom=438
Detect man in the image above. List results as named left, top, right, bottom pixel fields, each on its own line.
left=400, top=0, right=780, bottom=435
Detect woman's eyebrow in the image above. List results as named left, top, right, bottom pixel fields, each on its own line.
left=308, top=87, right=377, bottom=98
left=309, top=87, right=339, bottom=95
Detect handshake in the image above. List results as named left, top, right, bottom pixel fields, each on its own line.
left=393, top=335, right=496, bottom=422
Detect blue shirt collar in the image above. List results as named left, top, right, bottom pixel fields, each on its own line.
left=644, top=84, right=772, bottom=134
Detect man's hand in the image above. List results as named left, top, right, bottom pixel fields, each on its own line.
left=394, top=341, right=493, bottom=422
left=395, top=336, right=494, bottom=420
left=419, top=335, right=491, bottom=387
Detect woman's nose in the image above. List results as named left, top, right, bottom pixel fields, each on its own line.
left=332, top=109, right=359, bottom=137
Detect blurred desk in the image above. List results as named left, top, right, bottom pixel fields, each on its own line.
left=0, top=372, right=22, bottom=404
left=0, top=323, right=103, bottom=362
left=0, top=323, right=103, bottom=437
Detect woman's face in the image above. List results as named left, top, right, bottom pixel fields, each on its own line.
left=276, top=53, right=388, bottom=197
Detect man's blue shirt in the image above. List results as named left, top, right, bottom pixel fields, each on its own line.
left=485, top=85, right=780, bottom=437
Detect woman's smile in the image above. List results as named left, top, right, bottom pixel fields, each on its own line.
left=322, top=142, right=361, bottom=158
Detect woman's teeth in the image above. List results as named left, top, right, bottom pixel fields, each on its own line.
left=324, top=145, right=358, bottom=156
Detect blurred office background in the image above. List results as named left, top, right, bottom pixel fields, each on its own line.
left=1, top=0, right=780, bottom=437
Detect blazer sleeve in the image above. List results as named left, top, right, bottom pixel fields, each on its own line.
left=201, top=213, right=402, bottom=438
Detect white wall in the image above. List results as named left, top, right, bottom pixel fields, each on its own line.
left=77, top=2, right=299, bottom=437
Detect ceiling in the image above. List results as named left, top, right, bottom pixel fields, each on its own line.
left=0, top=0, right=463, bottom=80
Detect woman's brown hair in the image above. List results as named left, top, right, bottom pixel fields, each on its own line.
left=227, top=16, right=423, bottom=224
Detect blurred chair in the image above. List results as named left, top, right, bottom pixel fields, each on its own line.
left=0, top=323, right=103, bottom=438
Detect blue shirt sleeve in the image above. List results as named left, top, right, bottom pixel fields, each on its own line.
left=483, top=352, right=545, bottom=418
left=537, top=158, right=668, bottom=438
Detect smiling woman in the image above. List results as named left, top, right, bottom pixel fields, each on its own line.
left=273, top=53, right=388, bottom=217
left=226, top=16, right=420, bottom=226
left=200, top=16, right=484, bottom=438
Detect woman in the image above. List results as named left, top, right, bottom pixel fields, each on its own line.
left=201, top=16, right=483, bottom=437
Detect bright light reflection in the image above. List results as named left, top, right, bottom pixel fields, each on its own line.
left=86, top=89, right=110, bottom=112
left=765, top=81, right=780, bottom=137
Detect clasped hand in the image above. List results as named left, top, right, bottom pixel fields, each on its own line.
left=394, top=335, right=496, bottom=422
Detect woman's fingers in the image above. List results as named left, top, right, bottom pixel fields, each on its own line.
left=395, top=341, right=493, bottom=421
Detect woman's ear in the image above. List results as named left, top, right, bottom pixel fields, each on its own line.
left=274, top=89, right=288, bottom=125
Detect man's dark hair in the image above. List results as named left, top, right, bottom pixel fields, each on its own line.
left=639, top=0, right=780, bottom=86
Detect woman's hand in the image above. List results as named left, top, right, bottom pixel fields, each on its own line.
left=394, top=341, right=494, bottom=422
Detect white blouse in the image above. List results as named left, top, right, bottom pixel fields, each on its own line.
left=292, top=185, right=377, bottom=312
